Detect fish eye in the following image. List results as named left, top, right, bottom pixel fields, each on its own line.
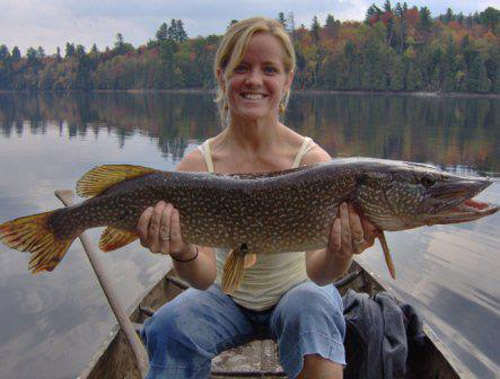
left=420, top=175, right=436, bottom=187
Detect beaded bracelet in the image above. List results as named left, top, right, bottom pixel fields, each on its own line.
left=171, top=246, right=199, bottom=262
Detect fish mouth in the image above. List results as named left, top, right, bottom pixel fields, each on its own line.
left=426, top=178, right=499, bottom=224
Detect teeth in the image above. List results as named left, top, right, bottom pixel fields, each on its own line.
left=243, top=94, right=264, bottom=100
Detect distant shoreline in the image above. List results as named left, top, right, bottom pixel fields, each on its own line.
left=1, top=89, right=499, bottom=99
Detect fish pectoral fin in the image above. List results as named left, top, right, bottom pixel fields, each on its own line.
left=76, top=164, right=159, bottom=197
left=244, top=253, right=257, bottom=268
left=221, top=249, right=246, bottom=294
left=99, top=227, right=138, bottom=252
left=378, top=231, right=396, bottom=279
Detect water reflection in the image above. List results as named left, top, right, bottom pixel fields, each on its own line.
left=0, top=92, right=498, bottom=378
left=1, top=92, right=498, bottom=173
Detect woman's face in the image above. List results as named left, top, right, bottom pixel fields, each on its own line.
left=220, top=33, right=293, bottom=123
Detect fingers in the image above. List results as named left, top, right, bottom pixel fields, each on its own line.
left=147, top=201, right=166, bottom=253
left=137, top=201, right=178, bottom=255
left=169, top=209, right=183, bottom=255
left=361, top=218, right=378, bottom=247
left=158, top=204, right=173, bottom=254
left=349, top=204, right=368, bottom=255
left=138, top=206, right=154, bottom=247
left=329, top=202, right=376, bottom=257
left=339, top=202, right=352, bottom=254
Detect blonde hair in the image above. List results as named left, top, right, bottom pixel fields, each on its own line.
left=214, top=17, right=296, bottom=127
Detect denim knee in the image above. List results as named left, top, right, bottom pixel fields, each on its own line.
left=141, top=292, right=213, bottom=377
left=271, top=281, right=346, bottom=378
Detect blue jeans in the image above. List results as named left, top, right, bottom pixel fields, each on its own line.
left=141, top=281, right=346, bottom=379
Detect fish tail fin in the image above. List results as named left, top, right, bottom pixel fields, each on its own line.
left=378, top=231, right=396, bottom=279
left=0, top=211, right=73, bottom=273
left=221, top=249, right=246, bottom=294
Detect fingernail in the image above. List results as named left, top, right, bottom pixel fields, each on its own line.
left=341, top=203, right=347, bottom=210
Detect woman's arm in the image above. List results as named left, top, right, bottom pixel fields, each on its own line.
left=300, top=145, right=377, bottom=286
left=136, top=149, right=217, bottom=290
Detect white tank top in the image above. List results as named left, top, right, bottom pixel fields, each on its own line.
left=197, top=137, right=316, bottom=310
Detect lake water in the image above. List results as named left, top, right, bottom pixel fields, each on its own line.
left=0, top=92, right=498, bottom=378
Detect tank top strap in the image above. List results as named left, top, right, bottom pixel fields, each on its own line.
left=291, top=137, right=316, bottom=168
left=197, top=139, right=215, bottom=173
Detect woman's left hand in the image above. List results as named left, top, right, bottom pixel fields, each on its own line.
left=328, top=202, right=378, bottom=258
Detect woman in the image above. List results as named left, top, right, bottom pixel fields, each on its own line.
left=138, top=17, right=377, bottom=379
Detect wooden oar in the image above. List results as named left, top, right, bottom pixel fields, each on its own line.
left=55, top=190, right=149, bottom=378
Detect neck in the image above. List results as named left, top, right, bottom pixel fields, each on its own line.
left=224, top=115, right=282, bottom=153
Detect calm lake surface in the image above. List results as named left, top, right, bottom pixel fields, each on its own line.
left=0, top=92, right=498, bottom=378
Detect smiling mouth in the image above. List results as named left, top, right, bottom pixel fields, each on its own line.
left=241, top=93, right=266, bottom=100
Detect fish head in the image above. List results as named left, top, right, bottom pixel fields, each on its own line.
left=354, top=161, right=499, bottom=231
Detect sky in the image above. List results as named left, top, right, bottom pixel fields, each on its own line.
left=1, top=0, right=499, bottom=54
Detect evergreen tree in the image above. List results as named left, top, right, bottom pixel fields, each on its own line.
left=156, top=22, right=168, bottom=41
left=493, top=64, right=500, bottom=93
left=443, top=36, right=457, bottom=91
left=406, top=62, right=422, bottom=90
left=444, top=8, right=454, bottom=24
left=311, top=16, right=321, bottom=43
left=11, top=46, right=21, bottom=62
left=115, top=33, right=125, bottom=52
left=384, top=0, right=392, bottom=13
left=65, top=43, right=75, bottom=58
left=479, top=7, right=500, bottom=30
left=76, top=44, right=86, bottom=57
left=466, top=55, right=490, bottom=92
left=390, top=56, right=405, bottom=90
left=0, top=45, right=9, bottom=60
left=176, top=19, right=188, bottom=42
left=37, top=46, right=45, bottom=59
left=365, top=4, right=383, bottom=23
left=277, top=12, right=287, bottom=27
left=418, top=7, right=431, bottom=32
left=325, top=14, right=335, bottom=27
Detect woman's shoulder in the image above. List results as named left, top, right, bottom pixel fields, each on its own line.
left=300, top=142, right=331, bottom=166
left=176, top=145, right=208, bottom=172
left=283, top=128, right=331, bottom=166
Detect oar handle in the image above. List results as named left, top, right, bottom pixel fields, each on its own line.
left=55, top=190, right=149, bottom=378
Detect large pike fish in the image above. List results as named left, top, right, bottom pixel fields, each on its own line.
left=0, top=159, right=498, bottom=293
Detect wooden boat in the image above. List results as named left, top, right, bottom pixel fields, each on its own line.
left=77, top=258, right=474, bottom=379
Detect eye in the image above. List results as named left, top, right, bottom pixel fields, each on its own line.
left=233, top=64, right=247, bottom=74
left=420, top=175, right=436, bottom=187
left=263, top=66, right=278, bottom=75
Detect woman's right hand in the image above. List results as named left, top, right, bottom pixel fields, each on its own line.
left=137, top=201, right=196, bottom=261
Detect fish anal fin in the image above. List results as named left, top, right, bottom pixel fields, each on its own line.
left=99, top=227, right=138, bottom=252
left=244, top=253, right=257, bottom=269
left=221, top=249, right=246, bottom=294
left=76, top=165, right=159, bottom=198
left=378, top=231, right=396, bottom=279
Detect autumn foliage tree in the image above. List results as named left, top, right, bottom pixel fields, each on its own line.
left=0, top=4, right=499, bottom=93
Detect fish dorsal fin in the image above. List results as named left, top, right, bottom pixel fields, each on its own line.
left=76, top=164, right=158, bottom=197
left=99, top=227, right=139, bottom=252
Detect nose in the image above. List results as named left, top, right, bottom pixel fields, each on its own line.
left=245, top=68, right=263, bottom=87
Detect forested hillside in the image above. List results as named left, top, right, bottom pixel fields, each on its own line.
left=0, top=3, right=499, bottom=93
